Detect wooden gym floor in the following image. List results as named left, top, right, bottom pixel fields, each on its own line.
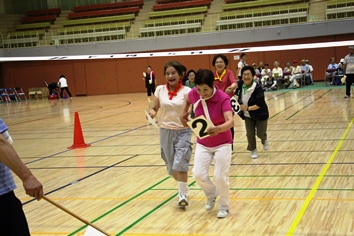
left=2, top=84, right=354, bottom=236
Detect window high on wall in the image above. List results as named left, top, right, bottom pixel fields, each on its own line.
left=12, top=0, right=48, bottom=14
left=10, top=0, right=125, bottom=14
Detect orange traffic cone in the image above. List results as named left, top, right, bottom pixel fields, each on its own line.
left=68, top=112, right=91, bottom=149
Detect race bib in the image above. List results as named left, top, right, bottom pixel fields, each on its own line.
left=187, top=115, right=214, bottom=139
left=230, top=96, right=241, bottom=114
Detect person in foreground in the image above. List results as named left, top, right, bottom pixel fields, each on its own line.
left=0, top=118, right=43, bottom=236
left=235, top=66, right=270, bottom=159
left=148, top=60, right=192, bottom=209
left=180, top=69, right=233, bottom=218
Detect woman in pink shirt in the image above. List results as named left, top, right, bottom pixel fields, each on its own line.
left=180, top=69, right=233, bottom=218
left=212, top=54, right=237, bottom=150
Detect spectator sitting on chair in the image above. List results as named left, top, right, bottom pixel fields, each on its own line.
left=326, top=57, right=338, bottom=85
left=300, top=59, right=311, bottom=86
left=272, top=61, right=283, bottom=89
left=58, top=75, right=72, bottom=99
left=283, top=62, right=293, bottom=88
left=338, top=58, right=345, bottom=83
left=260, top=63, right=272, bottom=88
left=289, top=60, right=302, bottom=89
left=252, top=63, right=261, bottom=83
left=265, top=77, right=278, bottom=91
left=306, top=59, right=314, bottom=85
left=257, top=61, right=264, bottom=74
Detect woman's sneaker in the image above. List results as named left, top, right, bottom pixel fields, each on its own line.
left=177, top=192, right=188, bottom=208
left=263, top=139, right=270, bottom=151
left=251, top=149, right=258, bottom=159
left=205, top=196, right=217, bottom=211
left=217, top=210, right=229, bottom=218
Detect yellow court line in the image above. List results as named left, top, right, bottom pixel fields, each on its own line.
left=286, top=118, right=354, bottom=236
left=22, top=196, right=354, bottom=202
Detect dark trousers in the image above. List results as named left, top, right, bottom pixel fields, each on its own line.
left=60, top=87, right=72, bottom=98
left=147, top=87, right=155, bottom=97
left=244, top=117, right=268, bottom=151
left=0, top=191, right=30, bottom=236
left=345, top=74, right=354, bottom=96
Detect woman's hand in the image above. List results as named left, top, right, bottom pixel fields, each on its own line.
left=225, top=87, right=232, bottom=94
left=148, top=109, right=156, bottom=119
left=180, top=112, right=190, bottom=127
left=207, top=126, right=221, bottom=136
left=240, top=104, right=247, bottom=111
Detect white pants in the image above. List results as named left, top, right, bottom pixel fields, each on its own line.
left=289, top=74, right=302, bottom=86
left=193, top=143, right=232, bottom=210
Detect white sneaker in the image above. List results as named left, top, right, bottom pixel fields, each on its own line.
left=345, top=95, right=350, bottom=98
left=177, top=192, right=189, bottom=208
left=263, top=139, right=270, bottom=151
left=251, top=149, right=258, bottom=159
left=217, top=210, right=229, bottom=218
left=205, top=195, right=217, bottom=211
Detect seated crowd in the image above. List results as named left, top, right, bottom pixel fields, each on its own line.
left=325, top=57, right=345, bottom=85
left=181, top=56, right=345, bottom=93
left=251, top=59, right=315, bottom=91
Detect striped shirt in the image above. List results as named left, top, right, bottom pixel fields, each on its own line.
left=0, top=119, right=16, bottom=196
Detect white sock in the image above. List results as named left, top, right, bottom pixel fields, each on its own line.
left=178, top=182, right=188, bottom=194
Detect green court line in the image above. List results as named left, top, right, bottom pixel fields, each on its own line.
left=286, top=89, right=332, bottom=120
left=266, top=91, right=289, bottom=101
left=68, top=176, right=171, bottom=235
left=269, top=90, right=320, bottom=119
left=116, top=181, right=196, bottom=236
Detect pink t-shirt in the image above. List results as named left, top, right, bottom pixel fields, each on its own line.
left=188, top=87, right=233, bottom=147
left=213, top=69, right=236, bottom=98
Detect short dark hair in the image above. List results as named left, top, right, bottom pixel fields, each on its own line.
left=195, top=69, right=214, bottom=88
left=212, top=54, right=229, bottom=67
left=60, top=75, right=65, bottom=78
left=241, top=66, right=255, bottom=77
left=240, top=53, right=246, bottom=58
left=164, top=60, right=184, bottom=77
left=187, top=69, right=196, bottom=77
left=147, top=66, right=152, bottom=69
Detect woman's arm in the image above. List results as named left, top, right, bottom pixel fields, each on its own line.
left=207, top=111, right=233, bottom=136
left=180, top=95, right=191, bottom=127
left=240, top=104, right=260, bottom=112
left=226, top=82, right=237, bottom=94
left=148, top=97, right=160, bottom=119
left=0, top=135, right=43, bottom=199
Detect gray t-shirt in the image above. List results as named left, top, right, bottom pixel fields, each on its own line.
left=344, top=54, right=354, bottom=74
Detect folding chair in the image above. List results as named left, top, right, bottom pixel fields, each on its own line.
left=14, top=87, right=27, bottom=101
left=325, top=68, right=336, bottom=86
left=0, top=88, right=10, bottom=102
left=6, top=88, right=18, bottom=101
